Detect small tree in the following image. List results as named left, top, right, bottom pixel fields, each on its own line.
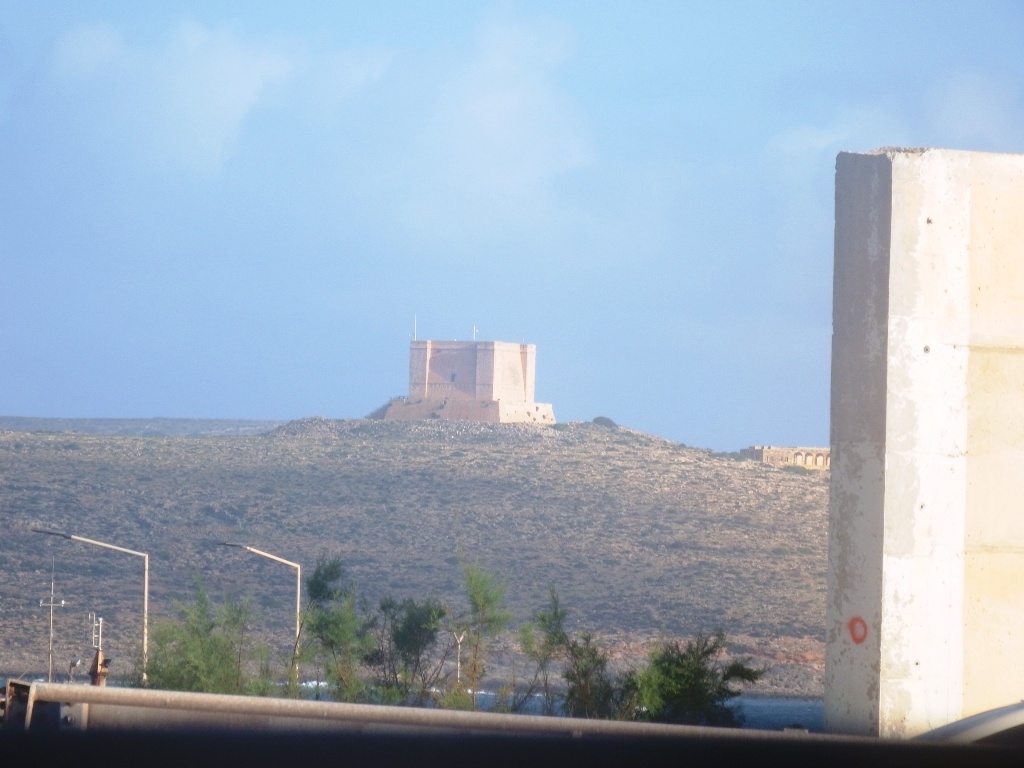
left=519, top=588, right=568, bottom=715
left=634, top=631, right=763, bottom=726
left=303, top=557, right=372, bottom=702
left=561, top=632, right=636, bottom=719
left=455, top=562, right=511, bottom=707
left=145, top=577, right=271, bottom=695
left=369, top=595, right=450, bottom=705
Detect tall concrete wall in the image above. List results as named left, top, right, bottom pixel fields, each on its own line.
left=826, top=148, right=1024, bottom=737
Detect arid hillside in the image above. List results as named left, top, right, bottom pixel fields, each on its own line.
left=0, top=418, right=828, bottom=694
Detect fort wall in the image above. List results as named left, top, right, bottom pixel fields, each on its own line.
left=741, top=446, right=830, bottom=470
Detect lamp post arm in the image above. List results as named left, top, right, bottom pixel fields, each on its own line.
left=240, top=546, right=300, bottom=570
left=242, top=548, right=301, bottom=644
left=221, top=543, right=302, bottom=646
left=68, top=535, right=147, bottom=559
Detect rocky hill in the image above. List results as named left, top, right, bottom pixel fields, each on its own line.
left=0, top=418, right=828, bottom=694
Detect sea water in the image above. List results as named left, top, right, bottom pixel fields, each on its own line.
left=732, top=696, right=824, bottom=732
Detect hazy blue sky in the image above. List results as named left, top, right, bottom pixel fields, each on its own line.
left=2, top=2, right=1022, bottom=449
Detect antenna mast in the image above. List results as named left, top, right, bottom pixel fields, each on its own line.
left=39, top=558, right=65, bottom=683
left=90, top=612, right=104, bottom=650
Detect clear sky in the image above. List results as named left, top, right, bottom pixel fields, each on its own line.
left=2, top=2, right=1022, bottom=450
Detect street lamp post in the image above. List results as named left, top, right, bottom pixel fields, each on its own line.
left=33, top=529, right=149, bottom=682
left=218, top=543, right=301, bottom=653
left=453, top=631, right=466, bottom=684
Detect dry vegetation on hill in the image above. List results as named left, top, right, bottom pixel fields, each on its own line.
left=0, top=418, right=828, bottom=695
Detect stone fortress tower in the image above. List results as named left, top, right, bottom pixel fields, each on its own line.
left=383, top=340, right=556, bottom=424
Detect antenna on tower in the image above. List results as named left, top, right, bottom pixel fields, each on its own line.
left=90, top=612, right=103, bottom=650
left=472, top=325, right=477, bottom=341
left=413, top=315, right=417, bottom=341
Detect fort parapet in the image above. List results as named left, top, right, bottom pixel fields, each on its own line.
left=383, top=340, right=555, bottom=424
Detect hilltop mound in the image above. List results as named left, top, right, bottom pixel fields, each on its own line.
left=0, top=419, right=827, bottom=694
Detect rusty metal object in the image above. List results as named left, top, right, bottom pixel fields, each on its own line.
left=87, top=648, right=110, bottom=687
left=3, top=680, right=31, bottom=730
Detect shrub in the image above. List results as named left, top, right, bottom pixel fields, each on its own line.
left=782, top=465, right=812, bottom=475
left=634, top=631, right=763, bottom=726
left=562, top=632, right=617, bottom=718
left=368, top=595, right=448, bottom=705
left=304, top=557, right=374, bottom=702
left=144, top=578, right=273, bottom=695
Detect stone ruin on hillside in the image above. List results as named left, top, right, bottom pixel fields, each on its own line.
left=741, top=445, right=831, bottom=470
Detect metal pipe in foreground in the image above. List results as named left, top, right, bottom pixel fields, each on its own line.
left=18, top=683, right=866, bottom=742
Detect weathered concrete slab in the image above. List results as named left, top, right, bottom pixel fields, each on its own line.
left=826, top=148, right=1024, bottom=737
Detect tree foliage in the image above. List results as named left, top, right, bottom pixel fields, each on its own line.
left=457, top=562, right=511, bottom=704
left=562, top=631, right=616, bottom=718
left=141, top=562, right=762, bottom=722
left=368, top=595, right=449, bottom=705
left=531, top=590, right=761, bottom=725
left=145, top=577, right=271, bottom=695
left=303, top=556, right=372, bottom=702
left=520, top=589, right=637, bottom=720
left=634, top=631, right=764, bottom=726
left=518, top=588, right=568, bottom=715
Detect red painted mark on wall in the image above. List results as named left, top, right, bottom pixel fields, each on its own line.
left=847, top=617, right=868, bottom=645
